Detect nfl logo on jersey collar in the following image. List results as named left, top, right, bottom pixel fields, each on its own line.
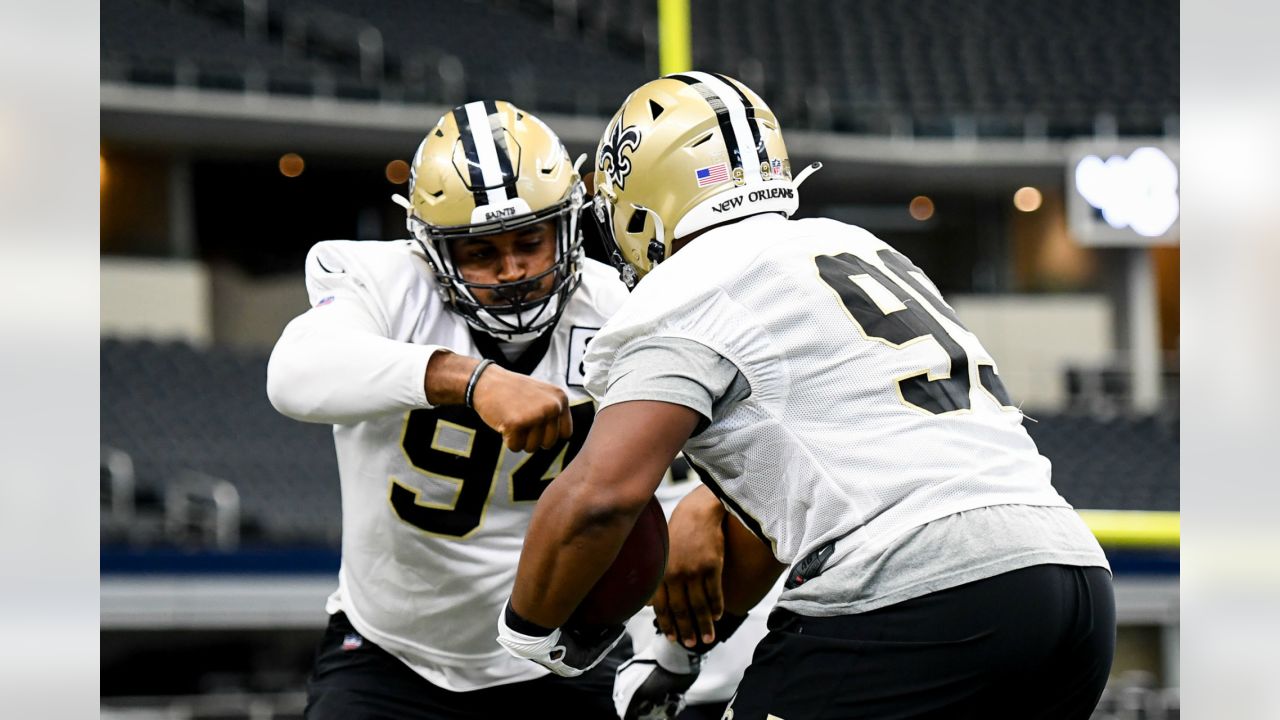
left=342, top=633, right=363, bottom=651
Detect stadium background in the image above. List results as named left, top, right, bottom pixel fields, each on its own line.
left=98, top=1, right=1180, bottom=717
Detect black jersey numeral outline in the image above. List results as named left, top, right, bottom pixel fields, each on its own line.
left=814, top=249, right=1015, bottom=415
left=388, top=399, right=597, bottom=538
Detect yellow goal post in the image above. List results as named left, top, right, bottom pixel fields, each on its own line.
left=1077, top=510, right=1180, bottom=550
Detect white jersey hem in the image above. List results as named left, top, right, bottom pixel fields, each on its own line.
left=330, top=578, right=551, bottom=691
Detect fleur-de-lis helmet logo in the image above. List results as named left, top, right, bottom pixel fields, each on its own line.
left=599, top=118, right=641, bottom=191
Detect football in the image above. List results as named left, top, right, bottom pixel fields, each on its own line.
left=568, top=496, right=669, bottom=627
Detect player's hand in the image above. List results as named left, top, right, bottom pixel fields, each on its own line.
left=471, top=364, right=573, bottom=453
left=497, top=601, right=626, bottom=678
left=652, top=485, right=726, bottom=648
left=614, top=631, right=701, bottom=720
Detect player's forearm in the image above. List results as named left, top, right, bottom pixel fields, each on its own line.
left=509, top=457, right=649, bottom=627
left=509, top=400, right=701, bottom=627
left=672, top=484, right=726, bottom=533
left=721, top=511, right=788, bottom=616
left=267, top=318, right=442, bottom=424
left=422, top=350, right=484, bottom=406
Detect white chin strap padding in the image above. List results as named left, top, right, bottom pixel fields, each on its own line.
left=391, top=193, right=414, bottom=213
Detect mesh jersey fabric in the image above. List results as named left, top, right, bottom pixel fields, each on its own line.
left=270, top=239, right=630, bottom=690
left=584, top=214, right=1076, bottom=578
left=603, top=334, right=1107, bottom=613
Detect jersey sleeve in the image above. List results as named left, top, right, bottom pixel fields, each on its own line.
left=599, top=336, right=749, bottom=430
left=266, top=242, right=446, bottom=425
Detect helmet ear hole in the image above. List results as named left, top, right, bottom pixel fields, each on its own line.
left=626, top=208, right=647, bottom=234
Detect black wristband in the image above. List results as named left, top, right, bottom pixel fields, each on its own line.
left=464, top=359, right=494, bottom=409
left=504, top=601, right=555, bottom=637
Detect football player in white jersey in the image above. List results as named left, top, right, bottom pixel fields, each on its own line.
left=498, top=74, right=1116, bottom=719
left=267, top=100, right=631, bottom=719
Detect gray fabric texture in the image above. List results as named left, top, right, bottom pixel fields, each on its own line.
left=778, top=503, right=1110, bottom=616
left=601, top=335, right=749, bottom=425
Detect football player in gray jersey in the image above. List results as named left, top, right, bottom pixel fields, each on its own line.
left=268, top=101, right=631, bottom=719
left=499, top=74, right=1115, bottom=720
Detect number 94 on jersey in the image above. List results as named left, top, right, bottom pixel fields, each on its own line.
left=388, top=400, right=596, bottom=539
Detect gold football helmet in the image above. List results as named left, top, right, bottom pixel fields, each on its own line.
left=591, top=72, right=821, bottom=288
left=399, top=100, right=586, bottom=337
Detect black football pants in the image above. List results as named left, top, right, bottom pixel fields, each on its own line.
left=304, top=612, right=627, bottom=720
left=724, top=563, right=1115, bottom=720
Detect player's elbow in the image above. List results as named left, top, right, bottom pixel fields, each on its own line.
left=567, top=495, right=652, bottom=543
left=265, top=348, right=306, bottom=420
left=580, top=491, right=652, bottom=529
left=265, top=327, right=324, bottom=422
left=562, top=458, right=657, bottom=531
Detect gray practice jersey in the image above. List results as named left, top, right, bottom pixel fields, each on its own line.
left=586, top=214, right=1107, bottom=613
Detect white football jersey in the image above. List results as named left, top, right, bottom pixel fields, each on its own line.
left=267, top=239, right=628, bottom=691
left=583, top=214, right=1071, bottom=571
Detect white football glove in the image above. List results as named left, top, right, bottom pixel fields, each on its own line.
left=497, top=601, right=626, bottom=678
left=614, top=633, right=702, bottom=720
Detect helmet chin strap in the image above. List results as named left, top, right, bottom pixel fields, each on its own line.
left=393, top=193, right=417, bottom=238
left=631, top=204, right=667, bottom=267
left=473, top=303, right=555, bottom=343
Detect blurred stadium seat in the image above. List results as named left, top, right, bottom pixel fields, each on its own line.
left=100, top=338, right=341, bottom=548
left=1026, top=413, right=1179, bottom=512
left=101, top=0, right=1176, bottom=136
left=100, top=338, right=1178, bottom=552
left=1091, top=671, right=1181, bottom=720
left=101, top=0, right=338, bottom=95
left=101, top=0, right=650, bottom=113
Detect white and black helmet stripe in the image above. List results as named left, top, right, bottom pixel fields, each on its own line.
left=709, top=71, right=771, bottom=172
left=464, top=101, right=512, bottom=205
left=482, top=100, right=517, bottom=190
left=453, top=101, right=514, bottom=208
left=669, top=71, right=767, bottom=182
left=451, top=104, right=488, bottom=206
